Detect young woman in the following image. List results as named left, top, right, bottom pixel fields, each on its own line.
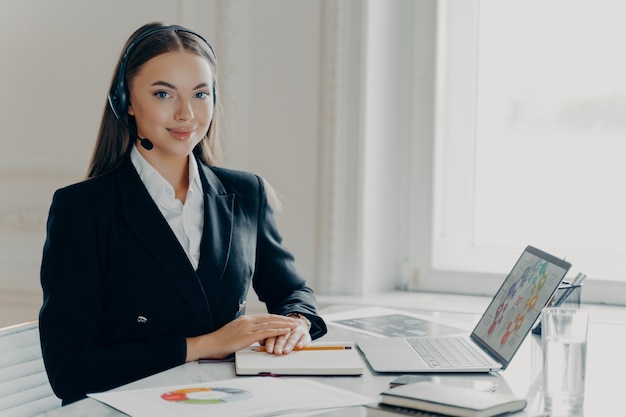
left=39, top=22, right=327, bottom=405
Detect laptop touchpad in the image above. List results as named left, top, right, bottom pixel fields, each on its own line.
left=357, top=338, right=426, bottom=371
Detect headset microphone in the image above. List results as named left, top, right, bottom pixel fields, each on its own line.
left=138, top=137, right=154, bottom=151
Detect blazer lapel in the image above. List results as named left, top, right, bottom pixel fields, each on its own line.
left=114, top=158, right=213, bottom=331
left=197, top=160, right=234, bottom=293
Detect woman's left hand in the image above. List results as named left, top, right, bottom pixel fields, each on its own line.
left=260, top=317, right=311, bottom=355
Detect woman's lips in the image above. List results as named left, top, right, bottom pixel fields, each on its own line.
left=168, top=128, right=195, bottom=141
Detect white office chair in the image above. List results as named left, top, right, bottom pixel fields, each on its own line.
left=0, top=321, right=61, bottom=417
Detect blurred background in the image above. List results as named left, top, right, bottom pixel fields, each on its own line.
left=3, top=0, right=626, bottom=327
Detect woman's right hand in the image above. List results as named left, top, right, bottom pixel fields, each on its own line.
left=185, top=314, right=299, bottom=362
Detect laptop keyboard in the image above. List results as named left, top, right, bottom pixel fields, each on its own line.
left=406, top=336, right=494, bottom=369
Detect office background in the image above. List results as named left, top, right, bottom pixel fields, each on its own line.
left=3, top=0, right=625, bottom=328
left=1, top=0, right=430, bottom=327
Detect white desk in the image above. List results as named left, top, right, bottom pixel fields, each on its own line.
left=37, top=297, right=625, bottom=417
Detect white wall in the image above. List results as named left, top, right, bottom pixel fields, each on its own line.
left=361, top=1, right=414, bottom=294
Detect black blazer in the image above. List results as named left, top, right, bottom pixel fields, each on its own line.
left=39, top=156, right=327, bottom=405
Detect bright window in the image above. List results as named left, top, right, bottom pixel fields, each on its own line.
left=430, top=0, right=626, bottom=302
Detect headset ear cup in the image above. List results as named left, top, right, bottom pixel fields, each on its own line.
left=108, top=82, right=128, bottom=120
left=118, top=86, right=127, bottom=116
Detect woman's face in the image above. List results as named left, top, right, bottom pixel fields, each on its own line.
left=128, top=50, right=214, bottom=164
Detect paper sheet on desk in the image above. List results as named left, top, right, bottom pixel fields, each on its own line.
left=323, top=306, right=471, bottom=338
left=88, top=377, right=375, bottom=417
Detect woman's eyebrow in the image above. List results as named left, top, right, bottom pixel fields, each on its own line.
left=150, top=81, right=210, bottom=90
left=151, top=81, right=177, bottom=89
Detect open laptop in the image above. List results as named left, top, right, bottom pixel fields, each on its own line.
left=357, top=245, right=571, bottom=372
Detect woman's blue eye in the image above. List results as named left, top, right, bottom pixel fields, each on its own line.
left=155, top=91, right=169, bottom=99
left=195, top=91, right=210, bottom=100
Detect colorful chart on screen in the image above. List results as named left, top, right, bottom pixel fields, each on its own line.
left=473, top=249, right=567, bottom=361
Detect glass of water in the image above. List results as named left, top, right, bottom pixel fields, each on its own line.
left=541, top=307, right=589, bottom=415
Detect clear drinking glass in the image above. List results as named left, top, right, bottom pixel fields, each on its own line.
left=541, top=307, right=589, bottom=415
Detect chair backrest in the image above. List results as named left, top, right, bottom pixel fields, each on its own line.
left=0, top=321, right=61, bottom=417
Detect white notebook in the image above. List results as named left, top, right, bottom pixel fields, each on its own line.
left=235, top=341, right=364, bottom=376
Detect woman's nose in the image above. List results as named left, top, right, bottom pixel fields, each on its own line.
left=175, top=99, right=193, bottom=121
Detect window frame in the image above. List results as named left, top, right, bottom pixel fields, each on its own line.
left=407, top=0, right=626, bottom=305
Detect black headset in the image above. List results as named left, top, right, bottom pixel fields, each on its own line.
left=108, top=24, right=217, bottom=121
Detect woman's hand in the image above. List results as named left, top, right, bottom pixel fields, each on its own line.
left=185, top=314, right=299, bottom=361
left=259, top=315, right=312, bottom=355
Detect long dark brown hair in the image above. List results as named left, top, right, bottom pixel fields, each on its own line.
left=87, top=22, right=222, bottom=178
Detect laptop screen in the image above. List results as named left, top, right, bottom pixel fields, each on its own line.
left=470, top=246, right=571, bottom=368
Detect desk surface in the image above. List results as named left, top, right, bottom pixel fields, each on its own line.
left=38, top=297, right=624, bottom=417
